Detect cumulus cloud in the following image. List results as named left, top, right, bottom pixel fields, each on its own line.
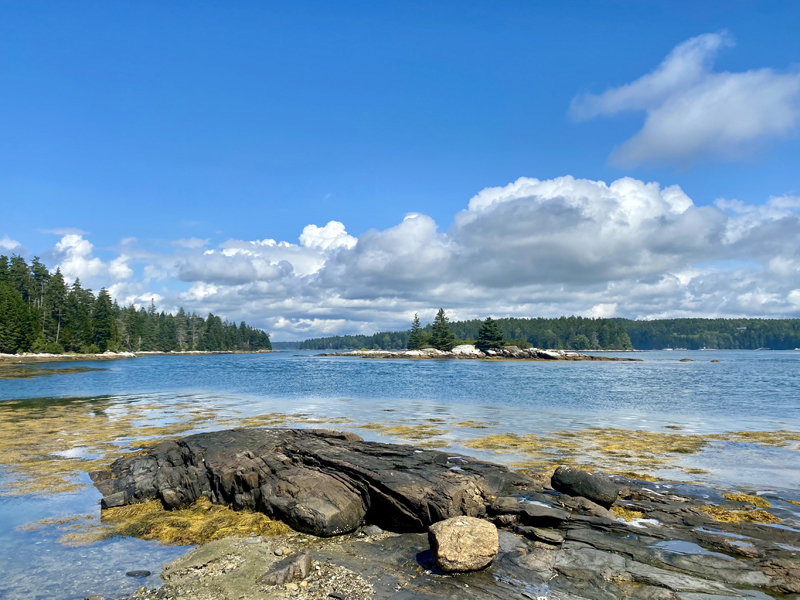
left=0, top=235, right=22, bottom=252
left=570, top=32, right=800, bottom=165
left=16, top=178, right=799, bottom=338
left=52, top=234, right=106, bottom=282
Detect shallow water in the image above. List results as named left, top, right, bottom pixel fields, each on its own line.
left=0, top=349, right=798, bottom=600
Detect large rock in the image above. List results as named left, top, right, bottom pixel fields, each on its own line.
left=92, top=428, right=531, bottom=537
left=428, top=516, right=498, bottom=572
left=551, top=466, right=620, bottom=508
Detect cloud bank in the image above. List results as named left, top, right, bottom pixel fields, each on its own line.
left=5, top=176, right=798, bottom=339
left=571, top=32, right=800, bottom=166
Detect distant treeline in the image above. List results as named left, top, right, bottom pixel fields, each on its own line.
left=300, top=316, right=633, bottom=350
left=299, top=316, right=800, bottom=351
left=0, top=254, right=271, bottom=354
left=617, top=318, right=800, bottom=350
left=270, top=341, right=302, bottom=350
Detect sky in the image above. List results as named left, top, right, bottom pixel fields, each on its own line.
left=1, top=0, right=798, bottom=340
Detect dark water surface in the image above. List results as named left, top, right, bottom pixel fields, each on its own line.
left=0, top=350, right=798, bottom=599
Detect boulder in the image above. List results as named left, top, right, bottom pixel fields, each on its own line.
left=428, top=516, right=498, bottom=572
left=451, top=345, right=484, bottom=357
left=551, top=466, right=620, bottom=508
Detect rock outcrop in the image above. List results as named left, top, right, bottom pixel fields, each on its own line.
left=428, top=516, right=498, bottom=572
left=92, top=428, right=530, bottom=536
left=98, top=431, right=800, bottom=600
left=318, top=345, right=640, bottom=361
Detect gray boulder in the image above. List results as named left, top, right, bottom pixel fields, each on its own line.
left=551, top=465, right=620, bottom=508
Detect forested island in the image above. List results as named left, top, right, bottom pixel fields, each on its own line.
left=300, top=314, right=800, bottom=351
left=0, top=255, right=271, bottom=354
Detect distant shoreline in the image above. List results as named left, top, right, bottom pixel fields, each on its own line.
left=0, top=350, right=281, bottom=364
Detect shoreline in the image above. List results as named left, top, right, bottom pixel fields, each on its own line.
left=0, top=349, right=281, bottom=365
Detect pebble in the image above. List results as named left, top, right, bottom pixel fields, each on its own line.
left=275, top=548, right=284, bottom=556
left=285, top=582, right=298, bottom=590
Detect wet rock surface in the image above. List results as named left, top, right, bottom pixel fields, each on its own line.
left=98, top=430, right=800, bottom=600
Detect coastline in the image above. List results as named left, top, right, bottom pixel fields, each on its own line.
left=0, top=349, right=281, bottom=365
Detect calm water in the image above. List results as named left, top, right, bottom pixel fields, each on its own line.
left=0, top=350, right=798, bottom=600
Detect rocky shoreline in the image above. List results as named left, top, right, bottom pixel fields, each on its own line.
left=317, top=345, right=641, bottom=361
left=90, top=428, right=799, bottom=599
left=0, top=349, right=280, bottom=364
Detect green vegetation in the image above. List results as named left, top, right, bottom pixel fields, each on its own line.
left=406, top=313, right=428, bottom=350
left=429, top=308, right=457, bottom=351
left=475, top=317, right=504, bottom=352
left=0, top=254, right=271, bottom=354
left=302, top=315, right=633, bottom=350
left=300, top=314, right=799, bottom=351
left=616, top=318, right=800, bottom=350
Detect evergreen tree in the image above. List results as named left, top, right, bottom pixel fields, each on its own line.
left=475, top=317, right=504, bottom=352
left=0, top=282, right=33, bottom=353
left=406, top=313, right=427, bottom=350
left=43, top=269, right=67, bottom=344
left=429, top=308, right=456, bottom=351
left=92, top=288, right=118, bottom=351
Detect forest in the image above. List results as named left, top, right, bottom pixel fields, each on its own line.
left=300, top=315, right=634, bottom=350
left=299, top=314, right=800, bottom=351
left=0, top=254, right=271, bottom=354
left=617, top=318, right=800, bottom=350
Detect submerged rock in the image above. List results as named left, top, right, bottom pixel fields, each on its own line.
left=428, top=516, right=498, bottom=572
left=551, top=465, right=621, bottom=508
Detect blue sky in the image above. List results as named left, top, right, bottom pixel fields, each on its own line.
left=1, top=1, right=798, bottom=338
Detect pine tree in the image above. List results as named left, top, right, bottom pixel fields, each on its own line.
left=476, top=317, right=504, bottom=352
left=430, top=308, right=456, bottom=351
left=43, top=269, right=67, bottom=344
left=406, top=313, right=427, bottom=350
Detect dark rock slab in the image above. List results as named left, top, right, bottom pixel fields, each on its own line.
left=94, top=428, right=531, bottom=537
left=551, top=465, right=620, bottom=508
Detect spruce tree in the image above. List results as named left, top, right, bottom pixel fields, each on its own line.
left=92, top=288, right=118, bottom=351
left=476, top=317, right=504, bottom=352
left=407, top=313, right=426, bottom=350
left=430, top=308, right=456, bottom=351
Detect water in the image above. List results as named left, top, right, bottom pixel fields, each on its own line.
left=0, top=350, right=798, bottom=599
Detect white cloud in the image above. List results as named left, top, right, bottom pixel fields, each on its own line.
left=299, top=221, right=357, bottom=251
left=108, top=256, right=134, bottom=280
left=39, top=227, right=90, bottom=236
left=0, top=235, right=22, bottom=251
left=52, top=235, right=105, bottom=282
left=570, top=32, right=800, bottom=165
left=16, top=177, right=799, bottom=338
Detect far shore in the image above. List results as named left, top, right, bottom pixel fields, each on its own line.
left=0, top=349, right=281, bottom=365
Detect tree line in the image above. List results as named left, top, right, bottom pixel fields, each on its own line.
left=617, top=318, right=800, bottom=350
left=0, top=254, right=271, bottom=354
left=299, top=313, right=800, bottom=351
left=300, top=313, right=634, bottom=350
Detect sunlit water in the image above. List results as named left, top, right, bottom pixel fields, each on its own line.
left=0, top=350, right=798, bottom=600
